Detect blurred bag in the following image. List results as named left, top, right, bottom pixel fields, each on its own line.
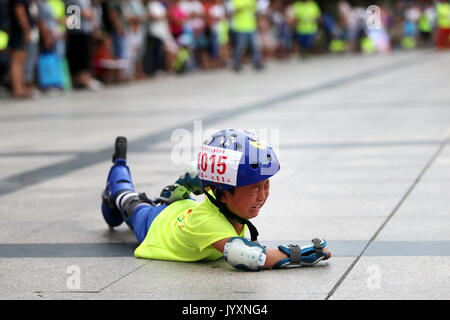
left=37, top=53, right=64, bottom=89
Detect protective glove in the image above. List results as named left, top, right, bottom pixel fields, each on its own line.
left=273, top=238, right=329, bottom=269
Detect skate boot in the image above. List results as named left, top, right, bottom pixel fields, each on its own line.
left=160, top=162, right=203, bottom=204
left=101, top=136, right=135, bottom=227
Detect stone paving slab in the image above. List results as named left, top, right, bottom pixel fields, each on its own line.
left=0, top=257, right=147, bottom=299
left=329, top=256, right=450, bottom=300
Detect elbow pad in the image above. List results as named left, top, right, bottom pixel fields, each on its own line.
left=223, top=237, right=267, bottom=271
left=273, top=238, right=328, bottom=269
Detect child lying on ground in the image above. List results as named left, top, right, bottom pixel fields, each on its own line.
left=101, top=129, right=331, bottom=270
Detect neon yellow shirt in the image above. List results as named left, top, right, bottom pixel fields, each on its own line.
left=418, top=13, right=433, bottom=32
left=436, top=2, right=450, bottom=29
left=231, top=0, right=258, bottom=33
left=134, top=194, right=247, bottom=261
left=47, top=0, right=66, bottom=33
left=293, top=1, right=321, bottom=35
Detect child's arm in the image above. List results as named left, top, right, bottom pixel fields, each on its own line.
left=212, top=238, right=289, bottom=269
left=212, top=237, right=331, bottom=270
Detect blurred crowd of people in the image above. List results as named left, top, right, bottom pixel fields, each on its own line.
left=0, top=0, right=449, bottom=99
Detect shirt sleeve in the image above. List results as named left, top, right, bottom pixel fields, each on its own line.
left=190, top=218, right=238, bottom=251
left=178, top=209, right=240, bottom=252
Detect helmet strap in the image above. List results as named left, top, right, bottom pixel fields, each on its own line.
left=205, top=191, right=259, bottom=242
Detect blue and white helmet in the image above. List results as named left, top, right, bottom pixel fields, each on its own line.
left=197, top=129, right=280, bottom=192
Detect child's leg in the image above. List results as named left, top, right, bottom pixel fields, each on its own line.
left=130, top=204, right=168, bottom=243
left=105, top=188, right=167, bottom=242
left=101, top=137, right=134, bottom=228
left=101, top=137, right=201, bottom=233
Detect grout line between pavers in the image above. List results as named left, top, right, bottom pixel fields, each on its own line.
left=95, top=260, right=152, bottom=294
left=325, top=131, right=450, bottom=300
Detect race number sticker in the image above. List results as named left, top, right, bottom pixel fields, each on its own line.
left=197, top=145, right=243, bottom=186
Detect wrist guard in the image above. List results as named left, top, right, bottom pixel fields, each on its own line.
left=273, top=238, right=328, bottom=269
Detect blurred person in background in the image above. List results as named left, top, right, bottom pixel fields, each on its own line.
left=401, top=2, right=420, bottom=50
left=178, top=0, right=207, bottom=69
left=122, top=0, right=146, bottom=79
left=291, top=0, right=321, bottom=58
left=435, top=0, right=450, bottom=49
left=92, top=32, right=128, bottom=83
left=269, top=0, right=292, bottom=59
left=9, top=0, right=39, bottom=98
left=327, top=13, right=348, bottom=54
left=285, top=0, right=297, bottom=54
left=91, top=0, right=128, bottom=84
left=47, top=0, right=72, bottom=90
left=336, top=0, right=364, bottom=52
left=167, top=0, right=187, bottom=41
left=320, top=8, right=336, bottom=53
left=257, top=0, right=277, bottom=61
left=390, top=0, right=405, bottom=50
left=144, top=0, right=179, bottom=75
left=336, top=1, right=352, bottom=51
left=36, top=0, right=63, bottom=93
left=92, top=0, right=127, bottom=84
left=172, top=32, right=196, bottom=73
left=102, top=0, right=128, bottom=80
left=45, top=0, right=66, bottom=58
left=417, top=1, right=435, bottom=47
left=365, top=2, right=391, bottom=53
left=66, top=0, right=103, bottom=90
left=229, top=0, right=263, bottom=72
left=205, top=0, right=229, bottom=68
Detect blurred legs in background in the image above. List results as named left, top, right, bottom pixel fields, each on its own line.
left=10, top=48, right=28, bottom=98
left=232, top=32, right=263, bottom=72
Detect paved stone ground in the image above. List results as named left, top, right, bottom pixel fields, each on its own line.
left=0, top=49, right=449, bottom=300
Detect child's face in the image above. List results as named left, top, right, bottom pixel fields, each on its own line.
left=221, top=179, right=270, bottom=220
